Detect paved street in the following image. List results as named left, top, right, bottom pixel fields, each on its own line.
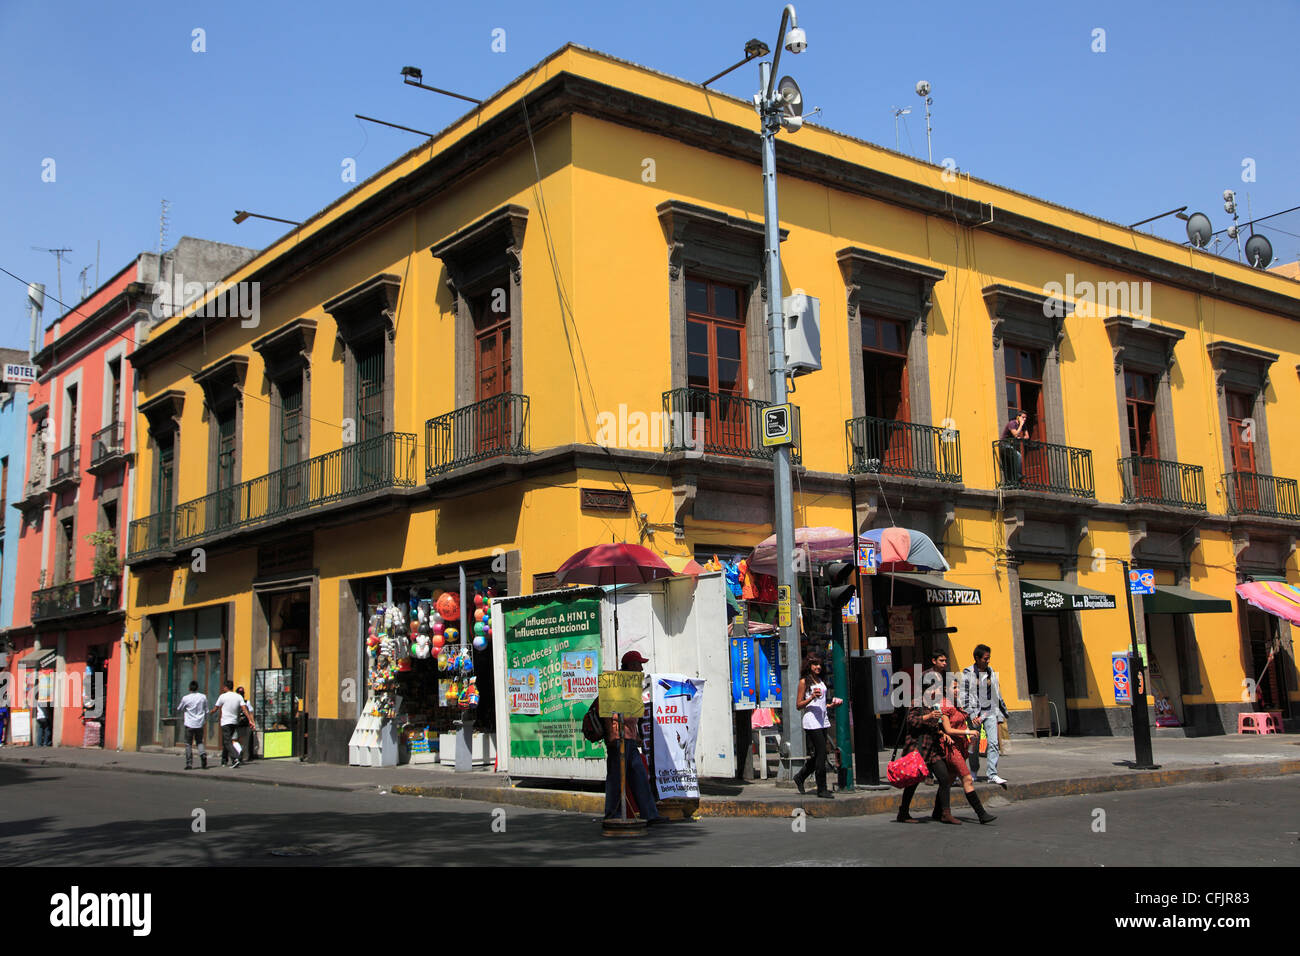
left=2, top=762, right=1295, bottom=867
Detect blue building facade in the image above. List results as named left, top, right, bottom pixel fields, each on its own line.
left=0, top=350, right=32, bottom=632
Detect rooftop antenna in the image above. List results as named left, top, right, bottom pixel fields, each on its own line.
left=78, top=264, right=92, bottom=300
left=891, top=106, right=912, bottom=152
left=1223, top=190, right=1241, bottom=262
left=915, top=81, right=933, bottom=163
left=158, top=199, right=171, bottom=255
left=31, top=246, right=72, bottom=306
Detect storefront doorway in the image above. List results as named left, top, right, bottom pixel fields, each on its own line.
left=154, top=605, right=227, bottom=750
left=1244, top=605, right=1293, bottom=719
left=1023, top=614, right=1069, bottom=734
left=258, top=589, right=311, bottom=757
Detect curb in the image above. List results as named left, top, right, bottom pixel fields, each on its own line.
left=4, top=754, right=1299, bottom=817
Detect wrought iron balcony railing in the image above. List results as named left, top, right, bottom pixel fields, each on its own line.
left=90, top=421, right=127, bottom=470
left=1223, top=471, right=1300, bottom=519
left=1119, top=456, right=1206, bottom=510
left=172, top=432, right=419, bottom=546
left=992, top=438, right=1095, bottom=497
left=847, top=415, right=962, bottom=482
left=31, top=576, right=122, bottom=622
left=661, top=388, right=800, bottom=464
left=50, top=444, right=80, bottom=489
left=426, top=393, right=531, bottom=478
left=128, top=511, right=174, bottom=557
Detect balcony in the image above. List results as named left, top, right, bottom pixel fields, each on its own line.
left=88, top=421, right=130, bottom=475
left=662, top=388, right=801, bottom=464
left=847, top=416, right=962, bottom=482
left=992, top=439, right=1094, bottom=497
left=1223, top=471, right=1300, bottom=519
left=128, top=511, right=174, bottom=558
left=1120, top=456, right=1206, bottom=511
left=49, top=444, right=81, bottom=493
left=170, top=432, right=419, bottom=546
left=14, top=475, right=47, bottom=515
left=31, top=576, right=122, bottom=623
left=426, top=393, right=531, bottom=478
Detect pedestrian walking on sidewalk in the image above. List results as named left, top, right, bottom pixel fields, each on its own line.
left=176, top=681, right=209, bottom=770
left=236, top=686, right=254, bottom=763
left=960, top=644, right=1009, bottom=787
left=211, top=680, right=254, bottom=768
left=934, top=660, right=995, bottom=824
left=793, top=655, right=842, bottom=799
left=896, top=660, right=959, bottom=825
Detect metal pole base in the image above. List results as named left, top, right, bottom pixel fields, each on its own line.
left=601, top=818, right=647, bottom=838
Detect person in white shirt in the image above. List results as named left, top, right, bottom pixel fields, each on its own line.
left=793, top=655, right=843, bottom=799
left=210, top=680, right=255, bottom=768
left=176, top=680, right=209, bottom=769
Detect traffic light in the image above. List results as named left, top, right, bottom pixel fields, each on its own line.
left=822, top=560, right=857, bottom=610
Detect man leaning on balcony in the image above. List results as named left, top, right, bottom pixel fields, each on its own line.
left=999, top=410, right=1029, bottom=486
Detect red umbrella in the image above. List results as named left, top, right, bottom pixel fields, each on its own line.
left=556, top=543, right=675, bottom=587
left=556, top=544, right=674, bottom=655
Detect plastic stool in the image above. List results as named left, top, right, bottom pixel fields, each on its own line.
left=1238, top=712, right=1279, bottom=735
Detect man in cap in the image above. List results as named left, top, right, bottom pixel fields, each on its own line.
left=594, top=650, right=663, bottom=825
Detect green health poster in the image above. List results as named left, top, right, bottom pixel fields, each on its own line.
left=504, top=595, right=604, bottom=759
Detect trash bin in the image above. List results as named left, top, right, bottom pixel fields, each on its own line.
left=1030, top=694, right=1052, bottom=736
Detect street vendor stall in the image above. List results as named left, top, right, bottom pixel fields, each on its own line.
left=491, top=572, right=733, bottom=782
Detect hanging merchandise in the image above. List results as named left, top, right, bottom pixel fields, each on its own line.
left=436, top=591, right=460, bottom=623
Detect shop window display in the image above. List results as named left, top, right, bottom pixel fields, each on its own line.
left=357, top=574, right=502, bottom=764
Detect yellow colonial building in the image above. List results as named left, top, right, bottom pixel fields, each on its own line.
left=121, top=45, right=1300, bottom=761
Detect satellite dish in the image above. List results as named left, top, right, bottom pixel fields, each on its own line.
left=777, top=76, right=803, bottom=117
left=1185, top=212, right=1213, bottom=248
left=1244, top=233, right=1273, bottom=269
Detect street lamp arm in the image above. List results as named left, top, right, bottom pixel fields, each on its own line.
left=765, top=4, right=798, bottom=101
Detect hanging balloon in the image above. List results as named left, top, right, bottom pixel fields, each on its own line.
left=474, top=608, right=484, bottom=622
left=436, top=592, right=460, bottom=621
left=432, top=621, right=444, bottom=636
left=473, top=621, right=486, bottom=637
left=431, top=634, right=445, bottom=653
left=474, top=593, right=485, bottom=608
left=472, top=634, right=487, bottom=651
left=445, top=628, right=459, bottom=644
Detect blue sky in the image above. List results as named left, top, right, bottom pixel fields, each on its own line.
left=2, top=0, right=1297, bottom=343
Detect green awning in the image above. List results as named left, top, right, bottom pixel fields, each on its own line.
left=1020, top=579, right=1117, bottom=612
left=1144, top=585, right=1232, bottom=614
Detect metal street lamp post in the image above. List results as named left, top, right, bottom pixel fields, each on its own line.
left=755, top=4, right=807, bottom=776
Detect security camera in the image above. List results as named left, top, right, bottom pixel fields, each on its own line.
left=915, top=80, right=931, bottom=97
left=784, top=26, right=807, bottom=54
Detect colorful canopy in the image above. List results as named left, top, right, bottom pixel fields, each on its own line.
left=860, top=527, right=950, bottom=572
left=1236, top=580, right=1300, bottom=626
left=747, top=527, right=856, bottom=575
left=662, top=554, right=707, bottom=576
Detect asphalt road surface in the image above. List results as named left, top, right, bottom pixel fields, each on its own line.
left=1, top=762, right=1296, bottom=867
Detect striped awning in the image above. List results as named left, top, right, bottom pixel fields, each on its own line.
left=1236, top=581, right=1300, bottom=626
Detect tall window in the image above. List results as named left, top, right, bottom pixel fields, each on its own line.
left=67, top=385, right=79, bottom=449
left=686, top=277, right=746, bottom=450
left=356, top=342, right=384, bottom=444
left=61, top=517, right=75, bottom=582
left=279, top=380, right=303, bottom=507
left=862, top=317, right=910, bottom=421
left=215, top=409, right=237, bottom=527
left=156, top=433, right=175, bottom=525
left=1004, top=346, right=1044, bottom=440
left=474, top=291, right=512, bottom=454
left=1125, top=371, right=1159, bottom=459
left=108, top=359, right=122, bottom=424
left=1226, top=390, right=1256, bottom=474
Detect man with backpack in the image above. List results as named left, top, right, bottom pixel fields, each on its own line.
left=211, top=680, right=254, bottom=768
left=586, top=651, right=663, bottom=826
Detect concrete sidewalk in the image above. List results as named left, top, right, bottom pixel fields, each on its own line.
left=1, top=731, right=1297, bottom=818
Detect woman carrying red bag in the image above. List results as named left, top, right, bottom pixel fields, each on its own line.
left=894, top=707, right=959, bottom=824
left=935, top=661, right=996, bottom=824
